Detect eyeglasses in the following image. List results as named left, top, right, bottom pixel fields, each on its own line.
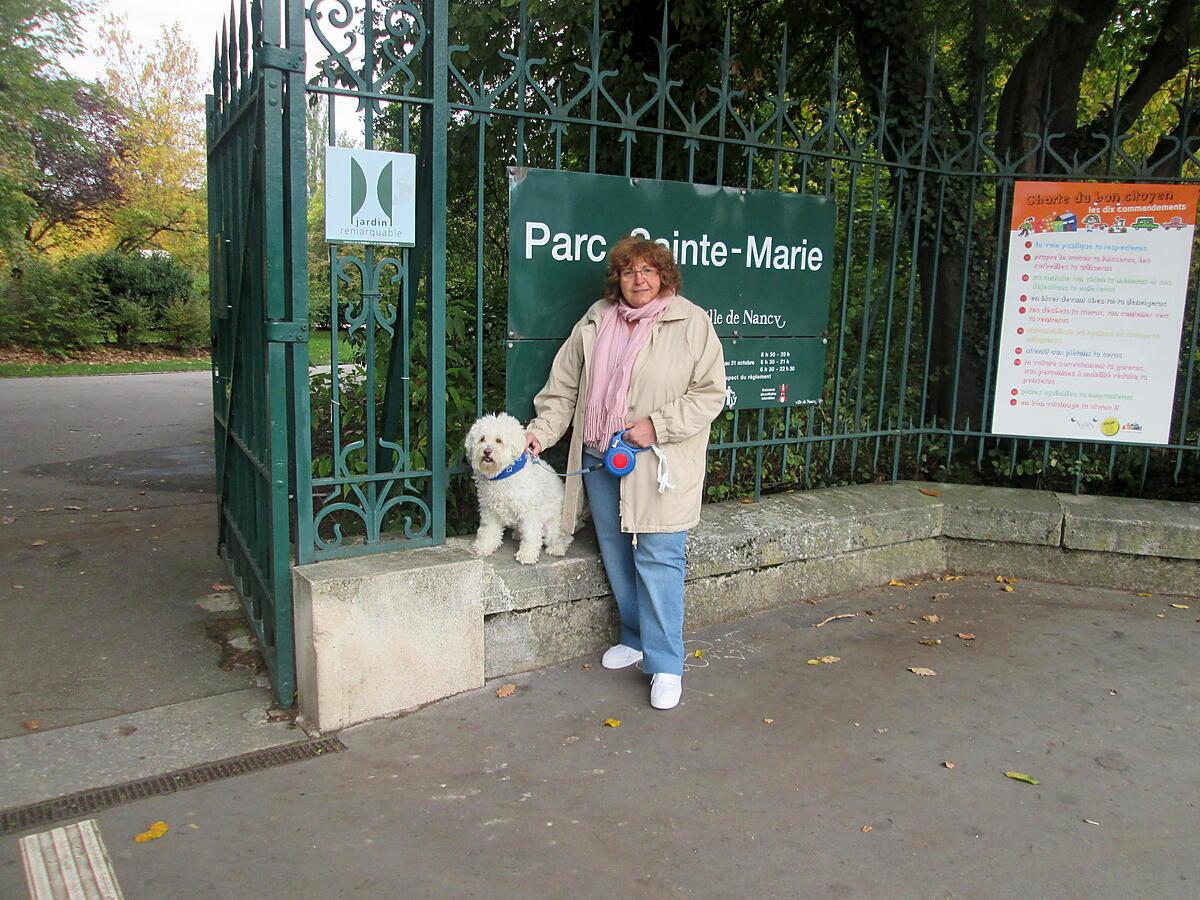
left=619, top=266, right=658, bottom=280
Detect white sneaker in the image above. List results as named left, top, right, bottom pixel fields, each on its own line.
left=650, top=673, right=682, bottom=710
left=601, top=644, right=644, bottom=669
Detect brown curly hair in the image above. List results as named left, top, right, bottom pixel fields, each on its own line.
left=602, top=235, right=682, bottom=302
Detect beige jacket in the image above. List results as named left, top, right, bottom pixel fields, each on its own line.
left=526, top=293, right=726, bottom=534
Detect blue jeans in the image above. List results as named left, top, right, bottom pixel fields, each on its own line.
left=583, top=452, right=687, bottom=676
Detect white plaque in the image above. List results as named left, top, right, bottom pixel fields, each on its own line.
left=324, top=146, right=416, bottom=246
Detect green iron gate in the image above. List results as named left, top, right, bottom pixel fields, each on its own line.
left=207, top=0, right=311, bottom=706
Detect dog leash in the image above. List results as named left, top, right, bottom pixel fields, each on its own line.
left=531, top=434, right=674, bottom=494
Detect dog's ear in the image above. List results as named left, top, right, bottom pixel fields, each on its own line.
left=464, top=418, right=483, bottom=452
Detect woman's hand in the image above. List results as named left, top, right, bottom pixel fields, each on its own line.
left=622, top=417, right=657, bottom=448
left=525, top=432, right=543, bottom=456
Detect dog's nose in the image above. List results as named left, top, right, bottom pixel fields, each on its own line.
left=482, top=447, right=492, bottom=458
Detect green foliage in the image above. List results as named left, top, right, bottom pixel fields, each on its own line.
left=0, top=255, right=102, bottom=356
left=160, top=297, right=209, bottom=350
left=80, top=250, right=194, bottom=342
left=0, top=0, right=95, bottom=251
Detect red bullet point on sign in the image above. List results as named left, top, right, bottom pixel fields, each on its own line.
left=1014, top=359, right=1021, bottom=366
left=1017, top=327, right=1025, bottom=334
left=1010, top=389, right=1019, bottom=396
left=1010, top=399, right=1018, bottom=406
left=1020, top=295, right=1027, bottom=301
left=1015, top=347, right=1022, bottom=354
left=1019, top=307, right=1026, bottom=314
left=1023, top=254, right=1031, bottom=261
left=1021, top=274, right=1029, bottom=282
left=1024, top=241, right=1032, bottom=249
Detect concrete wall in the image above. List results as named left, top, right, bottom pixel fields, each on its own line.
left=292, top=482, right=1199, bottom=731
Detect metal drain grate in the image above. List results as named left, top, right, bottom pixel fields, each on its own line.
left=0, top=736, right=346, bottom=835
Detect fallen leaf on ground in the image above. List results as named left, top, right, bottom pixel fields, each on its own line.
left=918, top=638, right=942, bottom=647
left=1083, top=818, right=1100, bottom=826
left=942, top=761, right=956, bottom=769
left=29, top=539, right=47, bottom=547
left=957, top=633, right=976, bottom=641
left=64, top=505, right=82, bottom=511
left=134, top=821, right=169, bottom=843
left=861, top=825, right=873, bottom=833
left=812, top=613, right=856, bottom=628
left=692, top=649, right=704, bottom=658
left=888, top=579, right=914, bottom=588
left=1169, top=604, right=1190, bottom=610
left=806, top=656, right=841, bottom=665
left=1135, top=592, right=1152, bottom=597
left=938, top=574, right=964, bottom=581
left=211, top=582, right=235, bottom=592
left=21, top=720, right=40, bottom=731
left=763, top=718, right=774, bottom=725
left=1001, top=584, right=1015, bottom=593
left=37, top=507, right=54, bottom=512
left=1004, top=771, right=1040, bottom=785
left=581, top=663, right=591, bottom=670
left=921, top=614, right=942, bottom=624
left=602, top=718, right=621, bottom=728
left=918, top=487, right=940, bottom=497
left=495, top=683, right=516, bottom=698
left=0, top=516, right=14, bottom=525
left=908, top=667, right=937, bottom=677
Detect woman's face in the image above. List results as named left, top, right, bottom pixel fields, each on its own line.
left=618, top=257, right=662, bottom=307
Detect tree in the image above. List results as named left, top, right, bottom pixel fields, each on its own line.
left=25, top=86, right=126, bottom=247
left=840, top=0, right=1197, bottom=421
left=94, top=16, right=207, bottom=268
left=0, top=0, right=95, bottom=251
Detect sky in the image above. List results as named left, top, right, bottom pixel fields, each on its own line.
left=65, top=0, right=231, bottom=90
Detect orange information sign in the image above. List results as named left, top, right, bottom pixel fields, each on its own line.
left=993, top=181, right=1199, bottom=445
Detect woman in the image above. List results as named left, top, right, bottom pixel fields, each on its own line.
left=524, top=235, right=726, bottom=710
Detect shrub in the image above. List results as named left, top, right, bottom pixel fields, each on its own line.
left=81, top=250, right=194, bottom=340
left=0, top=256, right=103, bottom=356
left=161, top=297, right=210, bottom=350
left=110, top=297, right=150, bottom=348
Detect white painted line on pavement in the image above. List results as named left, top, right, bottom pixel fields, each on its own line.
left=20, top=819, right=125, bottom=900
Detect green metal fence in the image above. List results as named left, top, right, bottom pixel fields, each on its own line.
left=207, top=0, right=310, bottom=705
left=298, top=0, right=1199, bottom=565
left=212, top=0, right=1199, bottom=696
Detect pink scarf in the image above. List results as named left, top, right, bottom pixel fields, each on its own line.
left=583, top=293, right=674, bottom=447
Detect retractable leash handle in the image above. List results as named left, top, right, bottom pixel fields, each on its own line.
left=603, top=432, right=645, bottom=476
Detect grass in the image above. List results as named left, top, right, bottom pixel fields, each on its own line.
left=0, top=357, right=211, bottom=378
left=308, top=329, right=356, bottom=368
left=0, top=328, right=355, bottom=377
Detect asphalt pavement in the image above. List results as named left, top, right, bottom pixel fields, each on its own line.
left=0, top=373, right=264, bottom=739
left=3, top=575, right=1198, bottom=899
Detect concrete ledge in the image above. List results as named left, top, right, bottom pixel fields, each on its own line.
left=292, top=482, right=1199, bottom=731
left=1059, top=494, right=1200, bottom=560
left=293, top=554, right=485, bottom=732
left=936, top=483, right=1064, bottom=546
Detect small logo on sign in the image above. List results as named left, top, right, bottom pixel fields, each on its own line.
left=350, top=157, right=394, bottom=224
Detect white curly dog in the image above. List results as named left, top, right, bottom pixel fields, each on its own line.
left=465, top=412, right=572, bottom=565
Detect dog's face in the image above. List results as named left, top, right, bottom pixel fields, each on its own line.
left=465, top=413, right=527, bottom=478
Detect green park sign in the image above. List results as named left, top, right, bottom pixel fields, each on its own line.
left=506, top=168, right=834, bottom=419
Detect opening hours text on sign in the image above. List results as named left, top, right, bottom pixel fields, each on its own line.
left=992, top=181, right=1199, bottom=445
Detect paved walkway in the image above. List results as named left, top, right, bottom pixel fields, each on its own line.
left=3, top=576, right=1197, bottom=898
left=0, top=374, right=271, bottom=739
